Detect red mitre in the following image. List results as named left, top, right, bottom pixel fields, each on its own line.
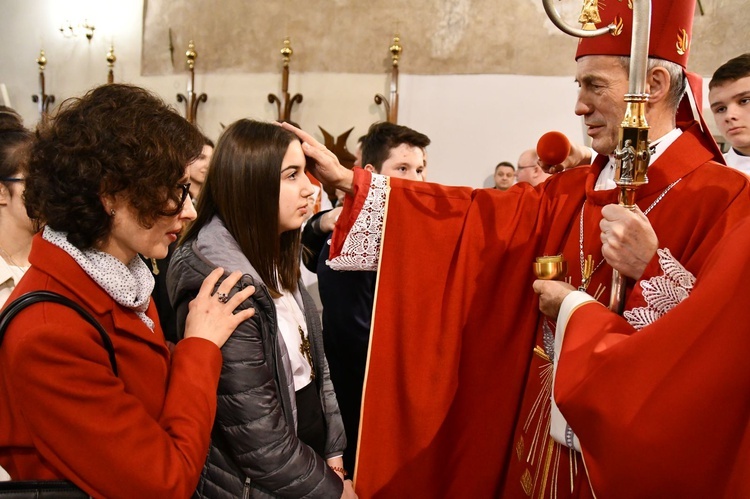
left=574, top=0, right=724, bottom=163
left=575, top=0, right=695, bottom=68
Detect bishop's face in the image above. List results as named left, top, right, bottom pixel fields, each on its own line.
left=574, top=55, right=630, bottom=156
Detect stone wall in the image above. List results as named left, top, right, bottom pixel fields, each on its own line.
left=142, top=0, right=745, bottom=77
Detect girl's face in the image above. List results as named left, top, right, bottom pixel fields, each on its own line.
left=278, top=141, right=313, bottom=234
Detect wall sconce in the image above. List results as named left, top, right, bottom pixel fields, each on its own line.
left=59, top=20, right=95, bottom=42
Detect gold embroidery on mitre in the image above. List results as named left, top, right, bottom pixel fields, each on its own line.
left=612, top=15, right=624, bottom=36
left=516, top=436, right=525, bottom=461
left=676, top=28, right=690, bottom=56
left=578, top=0, right=601, bottom=30
left=521, top=469, right=533, bottom=496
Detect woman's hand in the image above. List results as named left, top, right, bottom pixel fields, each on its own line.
left=183, top=268, right=256, bottom=348
left=280, top=122, right=354, bottom=193
left=341, top=480, right=357, bottom=499
left=320, top=206, right=343, bottom=233
left=532, top=280, right=576, bottom=319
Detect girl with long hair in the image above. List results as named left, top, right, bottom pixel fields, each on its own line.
left=169, top=119, right=356, bottom=498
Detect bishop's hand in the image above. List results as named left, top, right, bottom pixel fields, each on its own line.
left=533, top=280, right=576, bottom=319
left=280, top=122, right=354, bottom=193
left=599, top=204, right=658, bottom=280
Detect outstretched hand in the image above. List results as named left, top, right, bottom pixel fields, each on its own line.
left=279, top=122, right=355, bottom=193
left=600, top=204, right=658, bottom=280
left=183, top=268, right=256, bottom=348
left=539, top=142, right=593, bottom=174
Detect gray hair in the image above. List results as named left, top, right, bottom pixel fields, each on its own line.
left=616, top=56, right=687, bottom=112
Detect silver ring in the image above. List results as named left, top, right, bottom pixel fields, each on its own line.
left=217, top=292, right=229, bottom=304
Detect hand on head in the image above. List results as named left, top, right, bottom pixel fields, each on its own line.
left=599, top=204, right=658, bottom=280
left=279, top=122, right=354, bottom=193
left=183, top=267, right=256, bottom=348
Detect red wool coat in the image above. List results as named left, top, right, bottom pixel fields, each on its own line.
left=0, top=234, right=222, bottom=498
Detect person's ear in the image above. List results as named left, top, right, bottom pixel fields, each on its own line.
left=0, top=184, right=9, bottom=206
left=100, top=193, right=119, bottom=216
left=364, top=164, right=376, bottom=173
left=645, top=66, right=670, bottom=106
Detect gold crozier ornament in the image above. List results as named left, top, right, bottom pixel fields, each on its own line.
left=579, top=0, right=602, bottom=30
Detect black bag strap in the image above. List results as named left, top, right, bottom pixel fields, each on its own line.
left=0, top=291, right=118, bottom=376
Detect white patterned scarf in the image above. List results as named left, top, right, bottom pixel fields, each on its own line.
left=43, top=226, right=155, bottom=331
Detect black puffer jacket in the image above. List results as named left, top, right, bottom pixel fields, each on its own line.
left=167, top=216, right=346, bottom=498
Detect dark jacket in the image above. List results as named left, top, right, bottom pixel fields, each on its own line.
left=168, top=216, right=346, bottom=498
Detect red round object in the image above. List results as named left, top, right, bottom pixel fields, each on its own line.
left=536, top=131, right=571, bottom=165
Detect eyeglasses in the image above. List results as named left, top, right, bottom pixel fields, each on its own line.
left=0, top=177, right=24, bottom=182
left=177, top=182, right=191, bottom=205
left=516, top=165, right=537, bottom=171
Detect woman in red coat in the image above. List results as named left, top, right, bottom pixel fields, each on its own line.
left=0, top=84, right=255, bottom=498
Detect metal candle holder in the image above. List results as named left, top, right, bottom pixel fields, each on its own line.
left=374, top=34, right=402, bottom=124
left=31, top=50, right=55, bottom=121
left=106, top=44, right=116, bottom=84
left=176, top=40, right=208, bottom=125
left=268, top=37, right=303, bottom=123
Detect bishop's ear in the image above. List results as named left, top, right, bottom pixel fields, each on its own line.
left=645, top=66, right=671, bottom=106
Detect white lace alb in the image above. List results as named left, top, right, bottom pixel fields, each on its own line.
left=327, top=173, right=388, bottom=271
left=43, top=226, right=155, bottom=330
left=623, top=247, right=695, bottom=330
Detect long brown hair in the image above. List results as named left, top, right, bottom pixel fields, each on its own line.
left=183, top=119, right=301, bottom=297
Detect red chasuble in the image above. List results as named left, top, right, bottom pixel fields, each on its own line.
left=555, top=216, right=750, bottom=498
left=333, top=122, right=750, bottom=498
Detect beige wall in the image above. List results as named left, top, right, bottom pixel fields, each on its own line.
left=1, top=0, right=743, bottom=187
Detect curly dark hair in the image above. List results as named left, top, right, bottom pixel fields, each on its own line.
left=25, top=84, right=204, bottom=250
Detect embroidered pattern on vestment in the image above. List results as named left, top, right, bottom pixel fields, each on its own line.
left=327, top=174, right=388, bottom=271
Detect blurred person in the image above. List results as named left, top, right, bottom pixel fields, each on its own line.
left=0, top=108, right=33, bottom=308
left=709, top=53, right=750, bottom=173
left=0, top=106, right=23, bottom=129
left=187, top=136, right=214, bottom=201
left=168, top=119, right=356, bottom=499
left=515, top=148, right=551, bottom=186
left=493, top=161, right=515, bottom=190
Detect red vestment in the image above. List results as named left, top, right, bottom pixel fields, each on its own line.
left=555, top=215, right=750, bottom=498
left=332, top=122, right=750, bottom=497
